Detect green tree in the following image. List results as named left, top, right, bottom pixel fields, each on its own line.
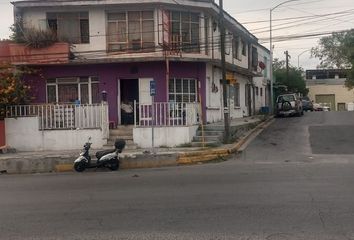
left=273, top=58, right=308, bottom=96
left=311, top=29, right=354, bottom=88
left=0, top=63, right=34, bottom=119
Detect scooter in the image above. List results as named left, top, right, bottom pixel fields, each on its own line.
left=74, top=137, right=126, bottom=172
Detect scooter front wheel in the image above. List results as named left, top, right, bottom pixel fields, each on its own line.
left=74, top=162, right=86, bottom=172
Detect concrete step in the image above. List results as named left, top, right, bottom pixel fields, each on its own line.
left=110, top=129, right=133, bottom=136
left=193, top=135, right=221, bottom=142
left=107, top=139, right=134, bottom=145
left=196, top=130, right=223, bottom=136
left=191, top=141, right=221, bottom=148
left=109, top=135, right=133, bottom=141
left=201, top=125, right=227, bottom=131
left=102, top=144, right=137, bottom=150
left=104, top=139, right=138, bottom=150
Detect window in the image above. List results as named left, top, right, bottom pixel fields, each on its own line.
left=256, top=87, right=259, bottom=96
left=232, top=36, right=240, bottom=60
left=252, top=46, right=258, bottom=71
left=169, top=78, right=197, bottom=103
left=260, top=87, right=263, bottom=97
left=204, top=17, right=209, bottom=55
left=47, top=12, right=89, bottom=44
left=263, top=56, right=268, bottom=77
left=46, top=77, right=100, bottom=104
left=234, top=83, right=240, bottom=107
left=241, top=39, right=247, bottom=56
left=107, top=11, right=155, bottom=52
left=171, top=11, right=200, bottom=53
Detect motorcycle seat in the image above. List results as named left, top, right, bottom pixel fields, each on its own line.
left=96, top=149, right=116, bottom=160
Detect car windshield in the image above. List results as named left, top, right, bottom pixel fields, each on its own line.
left=277, top=95, right=295, bottom=103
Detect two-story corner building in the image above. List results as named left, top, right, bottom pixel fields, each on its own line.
left=306, top=69, right=351, bottom=111
left=4, top=0, right=268, bottom=149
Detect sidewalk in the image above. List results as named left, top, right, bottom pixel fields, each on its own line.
left=0, top=115, right=273, bottom=174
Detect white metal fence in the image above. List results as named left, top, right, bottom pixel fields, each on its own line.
left=134, top=101, right=200, bottom=127
left=6, top=103, right=109, bottom=131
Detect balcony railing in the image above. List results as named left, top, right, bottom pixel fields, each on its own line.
left=134, top=101, right=200, bottom=127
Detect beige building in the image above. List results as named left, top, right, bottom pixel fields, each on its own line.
left=306, top=69, right=352, bottom=111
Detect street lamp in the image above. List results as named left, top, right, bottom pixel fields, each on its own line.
left=270, top=0, right=300, bottom=113
left=297, top=49, right=310, bottom=68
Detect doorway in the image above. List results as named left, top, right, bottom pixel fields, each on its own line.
left=120, top=79, right=139, bottom=125
left=338, top=103, right=346, bottom=111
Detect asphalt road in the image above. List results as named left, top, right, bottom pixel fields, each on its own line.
left=2, top=111, right=354, bottom=240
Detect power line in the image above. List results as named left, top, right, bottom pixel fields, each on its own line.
left=287, top=6, right=354, bottom=24
left=1, top=27, right=352, bottom=60
left=229, top=0, right=323, bottom=15
left=241, top=9, right=354, bottom=24
left=259, top=28, right=352, bottom=43
left=251, top=12, right=354, bottom=34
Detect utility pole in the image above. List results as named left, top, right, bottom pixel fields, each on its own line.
left=285, top=50, right=290, bottom=82
left=219, top=0, right=230, bottom=143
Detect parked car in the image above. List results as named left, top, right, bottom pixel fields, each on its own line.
left=323, top=106, right=331, bottom=111
left=275, top=93, right=304, bottom=117
left=302, top=96, right=313, bottom=111
left=313, top=103, right=323, bottom=111
left=313, top=103, right=331, bottom=111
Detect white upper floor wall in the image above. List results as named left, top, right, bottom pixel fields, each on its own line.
left=13, top=0, right=262, bottom=71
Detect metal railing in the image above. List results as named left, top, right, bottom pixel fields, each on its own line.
left=6, top=103, right=109, bottom=131
left=134, top=101, right=200, bottom=127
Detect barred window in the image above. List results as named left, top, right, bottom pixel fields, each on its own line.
left=169, top=78, right=198, bottom=103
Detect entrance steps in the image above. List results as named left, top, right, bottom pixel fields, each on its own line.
left=191, top=126, right=224, bottom=147
left=104, top=125, right=138, bottom=150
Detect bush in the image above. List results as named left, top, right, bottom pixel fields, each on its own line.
left=10, top=21, right=58, bottom=48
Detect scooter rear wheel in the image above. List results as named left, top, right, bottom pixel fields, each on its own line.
left=74, top=162, right=86, bottom=172
left=108, top=159, right=120, bottom=171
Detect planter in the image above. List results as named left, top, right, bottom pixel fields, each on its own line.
left=0, top=42, right=70, bottom=64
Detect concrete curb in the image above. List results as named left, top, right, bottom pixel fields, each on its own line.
left=176, top=117, right=274, bottom=165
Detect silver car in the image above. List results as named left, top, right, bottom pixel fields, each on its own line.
left=275, top=93, right=304, bottom=117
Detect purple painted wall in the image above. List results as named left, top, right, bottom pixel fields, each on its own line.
left=26, top=61, right=206, bottom=125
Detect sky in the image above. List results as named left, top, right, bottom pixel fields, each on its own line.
left=0, top=0, right=353, bottom=70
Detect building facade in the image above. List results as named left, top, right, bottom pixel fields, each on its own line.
left=306, top=69, right=351, bottom=111
left=3, top=0, right=270, bottom=149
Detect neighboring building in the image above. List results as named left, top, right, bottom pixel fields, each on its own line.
left=252, top=44, right=271, bottom=114
left=306, top=69, right=351, bottom=111
left=1, top=0, right=270, bottom=150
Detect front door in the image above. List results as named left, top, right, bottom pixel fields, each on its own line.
left=120, top=79, right=139, bottom=125
left=338, top=103, right=346, bottom=111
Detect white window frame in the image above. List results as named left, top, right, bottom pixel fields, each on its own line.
left=168, top=78, right=198, bottom=103
left=107, top=11, right=155, bottom=52
left=46, top=76, right=99, bottom=104
left=170, top=11, right=200, bottom=53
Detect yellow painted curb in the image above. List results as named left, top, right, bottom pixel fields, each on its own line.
left=177, top=117, right=274, bottom=165
left=55, top=164, right=73, bottom=172
left=178, top=148, right=229, bottom=158
left=178, top=153, right=229, bottom=164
